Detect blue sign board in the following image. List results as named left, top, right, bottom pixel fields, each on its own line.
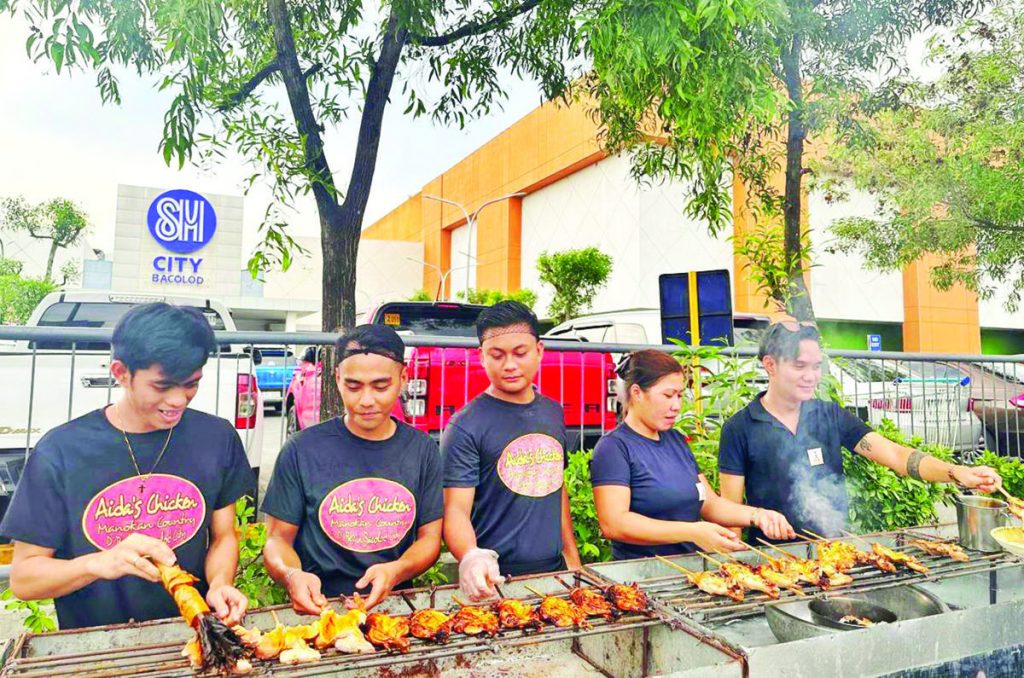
left=659, top=270, right=734, bottom=346
left=147, top=189, right=216, bottom=286
left=868, top=334, right=882, bottom=352
left=147, top=189, right=217, bottom=254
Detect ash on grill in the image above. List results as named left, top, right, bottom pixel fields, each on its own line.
left=639, top=528, right=1024, bottom=626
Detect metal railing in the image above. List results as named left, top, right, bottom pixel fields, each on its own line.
left=0, top=326, right=1021, bottom=492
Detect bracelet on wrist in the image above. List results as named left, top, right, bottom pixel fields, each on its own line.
left=749, top=508, right=761, bottom=527
left=283, top=567, right=302, bottom=584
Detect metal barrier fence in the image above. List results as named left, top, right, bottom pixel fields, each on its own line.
left=0, top=327, right=1022, bottom=495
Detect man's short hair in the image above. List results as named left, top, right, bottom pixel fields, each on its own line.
left=335, top=324, right=406, bottom=365
left=758, top=323, right=822, bottom=361
left=475, top=301, right=540, bottom=343
left=112, top=303, right=216, bottom=382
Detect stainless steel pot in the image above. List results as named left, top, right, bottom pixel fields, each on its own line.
left=955, top=494, right=1010, bottom=552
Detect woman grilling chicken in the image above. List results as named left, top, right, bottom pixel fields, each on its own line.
left=592, top=350, right=796, bottom=558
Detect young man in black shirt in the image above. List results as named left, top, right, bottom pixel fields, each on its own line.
left=719, top=321, right=1001, bottom=541
left=1, top=303, right=253, bottom=629
left=443, top=301, right=581, bottom=601
left=262, top=325, right=443, bottom=612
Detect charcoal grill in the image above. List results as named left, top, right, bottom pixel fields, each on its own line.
left=587, top=524, right=1024, bottom=676
left=0, top=571, right=742, bottom=678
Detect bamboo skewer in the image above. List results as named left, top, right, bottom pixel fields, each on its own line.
left=839, top=528, right=875, bottom=548
left=802, top=529, right=830, bottom=542
left=654, top=554, right=697, bottom=576
left=523, top=585, right=549, bottom=601
left=756, top=538, right=800, bottom=560
left=697, top=552, right=726, bottom=568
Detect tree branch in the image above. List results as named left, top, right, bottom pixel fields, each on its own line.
left=220, top=60, right=323, bottom=111
left=410, top=0, right=540, bottom=47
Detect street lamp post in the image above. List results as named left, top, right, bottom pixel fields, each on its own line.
left=405, top=257, right=471, bottom=302
left=422, top=192, right=526, bottom=297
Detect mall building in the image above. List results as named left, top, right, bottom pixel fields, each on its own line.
left=362, top=98, right=1024, bottom=354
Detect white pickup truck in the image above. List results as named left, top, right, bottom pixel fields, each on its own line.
left=0, top=291, right=264, bottom=501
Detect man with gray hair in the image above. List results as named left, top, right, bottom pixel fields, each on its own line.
left=718, top=320, right=1001, bottom=542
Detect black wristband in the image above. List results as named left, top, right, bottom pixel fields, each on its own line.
left=906, top=450, right=926, bottom=481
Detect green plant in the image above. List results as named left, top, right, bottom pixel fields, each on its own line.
left=456, top=287, right=538, bottom=309
left=1, top=589, right=56, bottom=633
left=844, top=418, right=957, bottom=532
left=234, top=497, right=288, bottom=609
left=975, top=451, right=1024, bottom=498
left=412, top=558, right=450, bottom=588
left=536, top=248, right=613, bottom=324
left=408, top=289, right=433, bottom=302
left=565, top=450, right=612, bottom=563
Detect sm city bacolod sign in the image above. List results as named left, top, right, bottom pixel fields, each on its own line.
left=147, top=189, right=217, bottom=285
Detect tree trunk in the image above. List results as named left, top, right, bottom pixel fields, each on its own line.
left=780, top=33, right=816, bottom=323
left=44, top=240, right=58, bottom=283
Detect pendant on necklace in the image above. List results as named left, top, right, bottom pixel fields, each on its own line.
left=138, top=480, right=146, bottom=494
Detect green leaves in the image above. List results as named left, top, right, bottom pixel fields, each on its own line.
left=232, top=497, right=289, bottom=609
left=1, top=589, right=57, bottom=634
left=565, top=449, right=613, bottom=564
left=455, top=287, right=538, bottom=309
left=536, top=247, right=613, bottom=324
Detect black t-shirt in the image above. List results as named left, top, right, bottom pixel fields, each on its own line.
left=261, top=417, right=443, bottom=597
left=441, top=391, right=567, bottom=576
left=718, top=393, right=872, bottom=542
left=591, top=424, right=704, bottom=560
left=0, top=407, right=254, bottom=629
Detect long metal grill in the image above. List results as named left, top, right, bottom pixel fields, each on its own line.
left=0, top=574, right=668, bottom=678
left=634, top=528, right=1024, bottom=626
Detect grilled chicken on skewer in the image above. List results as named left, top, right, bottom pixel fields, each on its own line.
left=908, top=538, right=969, bottom=562
left=410, top=609, right=453, bottom=643
left=318, top=607, right=374, bottom=653
left=524, top=586, right=591, bottom=628
left=654, top=555, right=745, bottom=602
left=155, top=562, right=252, bottom=674
left=872, top=543, right=930, bottom=574
left=494, top=598, right=543, bottom=631
left=605, top=583, right=650, bottom=614
left=450, top=598, right=501, bottom=636
left=569, top=587, right=616, bottom=620
left=718, top=562, right=780, bottom=598
left=365, top=612, right=412, bottom=653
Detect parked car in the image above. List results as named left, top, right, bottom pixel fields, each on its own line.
left=0, top=291, right=265, bottom=502
left=286, top=301, right=617, bottom=448
left=254, top=346, right=299, bottom=412
left=546, top=307, right=769, bottom=348
left=949, top=359, right=1024, bottom=457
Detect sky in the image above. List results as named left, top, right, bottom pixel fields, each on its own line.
left=0, top=16, right=545, bottom=260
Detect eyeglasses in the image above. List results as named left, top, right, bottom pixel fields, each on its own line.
left=770, top=320, right=818, bottom=332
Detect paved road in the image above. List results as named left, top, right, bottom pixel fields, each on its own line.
left=258, top=410, right=287, bottom=511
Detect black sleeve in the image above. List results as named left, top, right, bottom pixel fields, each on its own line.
left=590, top=435, right=632, bottom=487
left=717, top=415, right=749, bottom=476
left=0, top=440, right=67, bottom=550
left=261, top=439, right=305, bottom=525
left=441, top=423, right=480, bottom=488
left=416, top=437, right=444, bottom=527
left=216, top=426, right=257, bottom=510
left=835, top=404, right=873, bottom=452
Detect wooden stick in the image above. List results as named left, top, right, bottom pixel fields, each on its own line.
left=523, top=585, right=549, bottom=600
left=746, top=542, right=781, bottom=563
left=802, top=529, right=829, bottom=542
left=839, top=529, right=873, bottom=548
left=998, top=486, right=1024, bottom=506
left=270, top=609, right=281, bottom=627
left=697, top=551, right=725, bottom=567
left=654, top=554, right=696, bottom=576
left=451, top=596, right=469, bottom=608
left=756, top=538, right=800, bottom=560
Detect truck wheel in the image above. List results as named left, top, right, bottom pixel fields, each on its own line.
left=286, top=405, right=299, bottom=437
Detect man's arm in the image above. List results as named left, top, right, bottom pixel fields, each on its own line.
left=854, top=432, right=1000, bottom=490
left=443, top=487, right=478, bottom=560
left=559, top=486, right=582, bottom=569
left=263, top=516, right=326, bottom=615
left=9, top=534, right=176, bottom=601
left=356, top=519, right=442, bottom=608
left=719, top=473, right=747, bottom=538
left=204, top=505, right=247, bottom=626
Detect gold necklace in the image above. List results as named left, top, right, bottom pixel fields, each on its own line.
left=113, top=403, right=175, bottom=493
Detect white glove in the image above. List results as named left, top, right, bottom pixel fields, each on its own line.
left=458, top=548, right=505, bottom=602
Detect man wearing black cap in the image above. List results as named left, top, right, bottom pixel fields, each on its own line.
left=262, top=325, right=443, bottom=612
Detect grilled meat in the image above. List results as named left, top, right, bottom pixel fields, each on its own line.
left=872, top=543, right=930, bottom=574
left=537, top=595, right=591, bottom=629
left=316, top=608, right=371, bottom=651
left=494, top=599, right=543, bottom=631
left=410, top=609, right=453, bottom=643
left=719, top=563, right=780, bottom=598
left=449, top=605, right=500, bottom=636
left=820, top=564, right=855, bottom=588
left=156, top=562, right=250, bottom=673
left=685, top=571, right=745, bottom=602
left=365, top=613, right=412, bottom=653
left=606, top=583, right=650, bottom=613
left=908, top=539, right=969, bottom=562
left=754, top=563, right=803, bottom=593
left=279, top=635, right=321, bottom=665
left=855, top=550, right=898, bottom=573
left=569, top=587, right=616, bottom=620
left=818, top=541, right=859, bottom=573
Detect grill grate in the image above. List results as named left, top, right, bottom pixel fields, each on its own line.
left=632, top=528, right=1024, bottom=626
left=0, top=578, right=665, bottom=678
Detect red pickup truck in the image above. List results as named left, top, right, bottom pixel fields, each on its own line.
left=285, top=302, right=618, bottom=449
